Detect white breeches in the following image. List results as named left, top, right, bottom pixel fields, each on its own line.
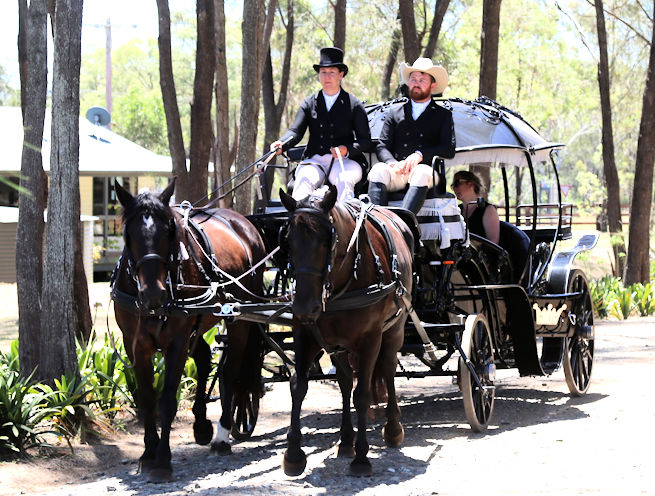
left=367, top=162, right=437, bottom=191
left=292, top=153, right=362, bottom=202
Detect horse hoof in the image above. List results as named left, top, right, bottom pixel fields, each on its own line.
left=336, top=441, right=355, bottom=458
left=210, top=441, right=232, bottom=455
left=193, top=418, right=214, bottom=445
left=383, top=422, right=404, bottom=447
left=147, top=467, right=173, bottom=483
left=348, top=458, right=372, bottom=477
left=282, top=451, right=307, bottom=476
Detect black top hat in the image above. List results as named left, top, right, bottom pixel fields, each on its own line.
left=313, top=47, right=348, bottom=76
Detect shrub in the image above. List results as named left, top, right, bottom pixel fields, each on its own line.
left=0, top=365, right=56, bottom=458
left=631, top=283, right=655, bottom=317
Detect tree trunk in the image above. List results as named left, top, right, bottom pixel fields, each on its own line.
left=594, top=0, right=625, bottom=276
left=381, top=22, right=402, bottom=100
left=423, top=0, right=450, bottom=59
left=39, top=0, right=83, bottom=383
left=73, top=219, right=92, bottom=343
left=188, top=0, right=216, bottom=206
left=399, top=0, right=420, bottom=63
left=17, top=0, right=48, bottom=379
left=624, top=2, right=655, bottom=285
left=473, top=0, right=502, bottom=193
left=332, top=0, right=346, bottom=51
left=213, top=0, right=234, bottom=208
left=262, top=0, right=293, bottom=153
left=157, top=0, right=188, bottom=198
left=234, top=0, right=276, bottom=214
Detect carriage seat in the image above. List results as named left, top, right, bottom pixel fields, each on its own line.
left=498, top=221, right=530, bottom=285
left=385, top=207, right=420, bottom=255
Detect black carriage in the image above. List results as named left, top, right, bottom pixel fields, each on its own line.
left=224, top=96, right=597, bottom=434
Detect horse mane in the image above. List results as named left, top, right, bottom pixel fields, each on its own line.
left=122, top=190, right=174, bottom=226
left=292, top=195, right=330, bottom=233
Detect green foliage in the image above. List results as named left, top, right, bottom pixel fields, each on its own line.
left=631, top=283, right=655, bottom=317
left=591, top=276, right=655, bottom=320
left=77, top=331, right=135, bottom=418
left=0, top=65, right=20, bottom=106
left=33, top=374, right=101, bottom=442
left=0, top=355, right=56, bottom=458
left=113, top=87, right=168, bottom=155
left=0, top=326, right=211, bottom=458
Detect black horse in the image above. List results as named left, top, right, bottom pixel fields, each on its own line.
left=279, top=184, right=414, bottom=476
left=112, top=179, right=266, bottom=482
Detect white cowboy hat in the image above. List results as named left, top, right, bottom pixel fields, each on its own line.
left=400, top=57, right=449, bottom=95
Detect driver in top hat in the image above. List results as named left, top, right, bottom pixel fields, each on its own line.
left=367, top=57, right=456, bottom=214
left=270, top=47, right=371, bottom=202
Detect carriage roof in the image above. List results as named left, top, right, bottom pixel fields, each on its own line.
left=366, top=96, right=564, bottom=168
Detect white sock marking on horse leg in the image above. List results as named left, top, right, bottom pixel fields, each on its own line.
left=212, top=423, right=230, bottom=445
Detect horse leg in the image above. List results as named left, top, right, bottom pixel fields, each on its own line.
left=211, top=321, right=247, bottom=454
left=127, top=339, right=160, bottom=470
left=331, top=351, right=355, bottom=457
left=148, top=333, right=188, bottom=483
left=191, top=331, right=213, bottom=445
left=350, top=335, right=381, bottom=476
left=283, top=331, right=320, bottom=476
left=379, top=328, right=404, bottom=447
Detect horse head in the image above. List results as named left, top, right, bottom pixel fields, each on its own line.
left=280, top=185, right=338, bottom=324
left=115, top=179, right=178, bottom=312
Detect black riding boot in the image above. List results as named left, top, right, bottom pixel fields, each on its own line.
left=368, top=182, right=388, bottom=206
left=401, top=186, right=428, bottom=214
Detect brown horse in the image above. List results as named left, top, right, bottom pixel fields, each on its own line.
left=112, top=179, right=266, bottom=482
left=279, top=184, right=414, bottom=476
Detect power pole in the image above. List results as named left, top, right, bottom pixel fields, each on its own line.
left=105, top=18, right=112, bottom=128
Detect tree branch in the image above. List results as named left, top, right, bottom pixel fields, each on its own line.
left=556, top=1, right=599, bottom=64
left=584, top=0, right=650, bottom=44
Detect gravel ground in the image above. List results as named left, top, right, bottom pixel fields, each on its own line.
left=3, top=317, right=654, bottom=496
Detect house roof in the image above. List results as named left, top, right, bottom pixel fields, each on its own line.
left=0, top=206, right=97, bottom=223
left=1, top=106, right=174, bottom=177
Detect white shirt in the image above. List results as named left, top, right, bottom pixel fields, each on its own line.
left=411, top=99, right=430, bottom=120
left=322, top=91, right=339, bottom=112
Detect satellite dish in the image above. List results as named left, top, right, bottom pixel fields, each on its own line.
left=85, top=106, right=111, bottom=126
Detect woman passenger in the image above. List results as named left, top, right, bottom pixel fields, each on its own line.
left=451, top=170, right=500, bottom=244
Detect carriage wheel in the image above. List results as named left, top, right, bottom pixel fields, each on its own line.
left=563, top=269, right=594, bottom=396
left=229, top=389, right=260, bottom=440
left=458, top=314, right=496, bottom=432
left=217, top=351, right=260, bottom=441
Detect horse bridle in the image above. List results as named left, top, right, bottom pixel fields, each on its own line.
left=288, top=207, right=338, bottom=311
left=122, top=216, right=179, bottom=312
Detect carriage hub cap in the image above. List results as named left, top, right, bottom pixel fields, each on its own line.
left=484, top=363, right=496, bottom=382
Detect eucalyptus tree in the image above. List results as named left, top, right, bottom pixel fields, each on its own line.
left=593, top=0, right=625, bottom=276
left=39, top=0, right=85, bottom=382
left=213, top=0, right=237, bottom=208
left=625, top=1, right=655, bottom=285
left=473, top=0, right=502, bottom=193
left=156, top=0, right=218, bottom=205
left=398, top=0, right=450, bottom=63
left=332, top=0, right=346, bottom=50
left=16, top=0, right=48, bottom=378
left=234, top=0, right=277, bottom=214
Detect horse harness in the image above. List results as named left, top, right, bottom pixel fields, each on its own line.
left=111, top=204, right=257, bottom=319
left=289, top=199, right=410, bottom=354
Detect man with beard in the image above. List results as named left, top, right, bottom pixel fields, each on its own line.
left=367, top=58, right=456, bottom=214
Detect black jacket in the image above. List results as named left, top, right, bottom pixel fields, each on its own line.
left=376, top=99, right=456, bottom=166
left=279, top=89, right=371, bottom=162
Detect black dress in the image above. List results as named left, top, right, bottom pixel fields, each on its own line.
left=463, top=200, right=489, bottom=239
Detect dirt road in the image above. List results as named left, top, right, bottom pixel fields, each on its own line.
left=3, top=317, right=654, bottom=496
